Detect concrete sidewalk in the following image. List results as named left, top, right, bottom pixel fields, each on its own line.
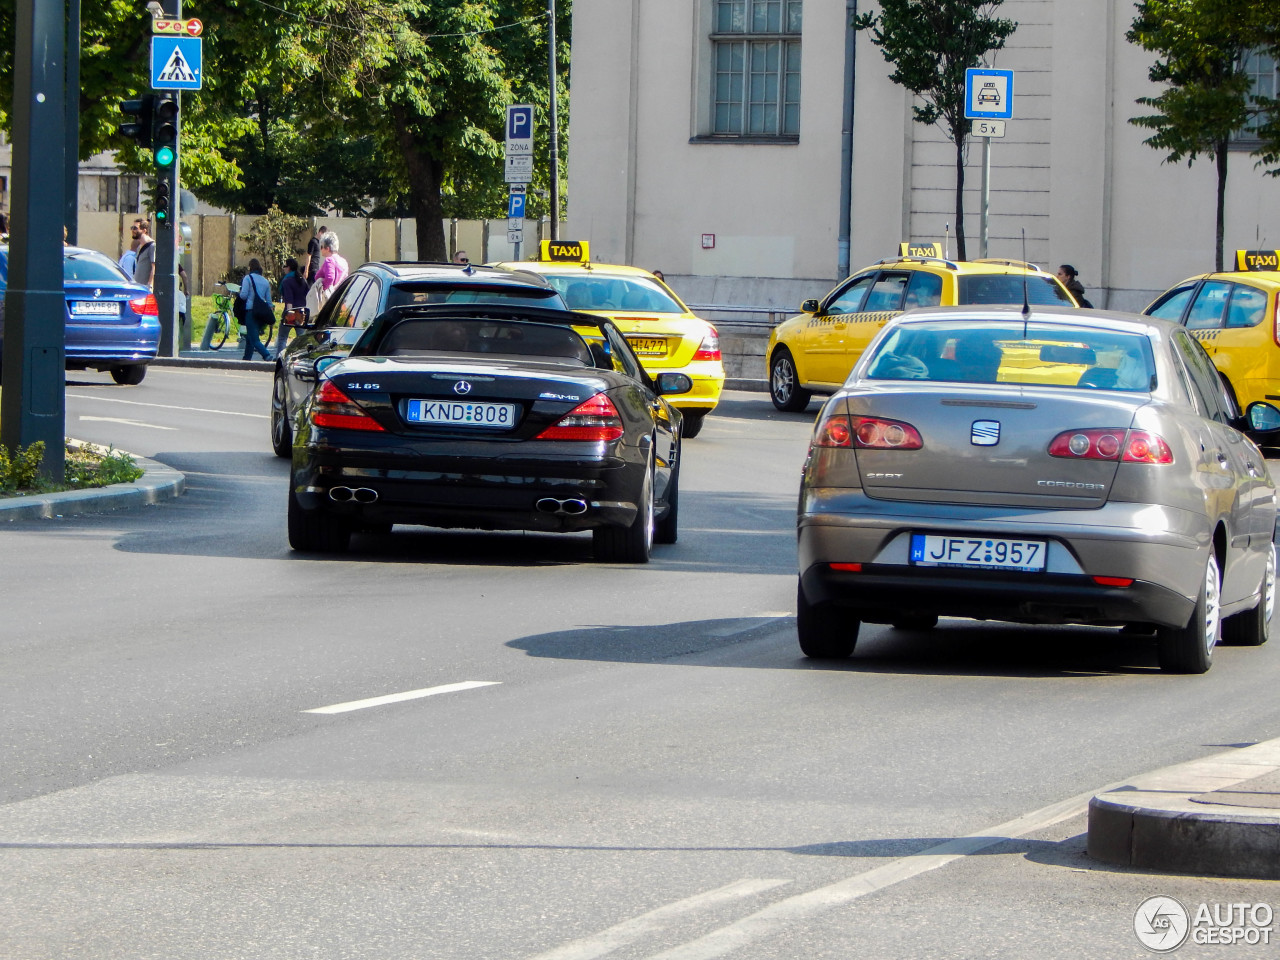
left=1088, top=737, right=1280, bottom=880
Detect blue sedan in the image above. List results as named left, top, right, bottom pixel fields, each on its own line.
left=0, top=245, right=162, bottom=385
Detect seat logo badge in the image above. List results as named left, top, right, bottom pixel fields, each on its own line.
left=453, top=381, right=472, bottom=395
left=971, top=420, right=1000, bottom=446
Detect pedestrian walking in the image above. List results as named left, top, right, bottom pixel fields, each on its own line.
left=133, top=219, right=156, bottom=290
left=313, top=232, right=348, bottom=302
left=236, top=258, right=275, bottom=361
left=304, top=224, right=327, bottom=284
left=119, top=227, right=141, bottom=281
left=1057, top=264, right=1093, bottom=308
left=275, top=257, right=308, bottom=356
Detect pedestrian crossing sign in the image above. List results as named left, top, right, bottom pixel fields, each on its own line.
left=151, top=36, right=202, bottom=90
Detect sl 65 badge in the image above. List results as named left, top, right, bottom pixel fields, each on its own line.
left=345, top=383, right=381, bottom=390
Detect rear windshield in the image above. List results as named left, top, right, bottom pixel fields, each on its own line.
left=384, top=283, right=565, bottom=310
left=865, top=321, right=1156, bottom=391
left=540, top=274, right=684, bottom=313
left=378, top=317, right=596, bottom=365
left=64, top=250, right=129, bottom=284
left=958, top=274, right=1075, bottom=306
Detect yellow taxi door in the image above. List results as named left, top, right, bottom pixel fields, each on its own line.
left=839, top=272, right=910, bottom=380
left=805, top=273, right=875, bottom=385
left=1214, top=282, right=1270, bottom=406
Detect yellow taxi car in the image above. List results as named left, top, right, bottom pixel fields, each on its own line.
left=766, top=252, right=1079, bottom=411
left=493, top=241, right=724, bottom=437
left=1144, top=250, right=1280, bottom=412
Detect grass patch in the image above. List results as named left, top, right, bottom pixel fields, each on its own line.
left=0, top=439, right=144, bottom=498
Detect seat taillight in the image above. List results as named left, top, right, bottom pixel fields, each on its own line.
left=310, top=380, right=385, bottom=432
left=1049, top=428, right=1172, bottom=464
left=814, top=414, right=923, bottom=449
left=536, top=393, right=624, bottom=441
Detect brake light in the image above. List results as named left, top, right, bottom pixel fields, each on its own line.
left=830, top=562, right=862, bottom=572
left=1048, top=428, right=1172, bottom=463
left=310, top=380, right=385, bottom=432
left=1093, top=576, right=1134, bottom=587
left=813, top=414, right=924, bottom=449
left=129, top=294, right=158, bottom=316
left=693, top=326, right=721, bottom=362
left=535, top=394, right=624, bottom=441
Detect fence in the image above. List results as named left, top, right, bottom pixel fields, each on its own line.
left=76, top=212, right=562, bottom=297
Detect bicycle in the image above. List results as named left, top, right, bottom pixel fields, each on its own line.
left=201, top=281, right=241, bottom=351
left=200, top=281, right=276, bottom=351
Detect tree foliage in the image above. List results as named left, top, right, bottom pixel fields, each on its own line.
left=854, top=0, right=1017, bottom=261
left=1128, top=0, right=1263, bottom=270
left=0, top=0, right=569, bottom=258
left=241, top=204, right=309, bottom=283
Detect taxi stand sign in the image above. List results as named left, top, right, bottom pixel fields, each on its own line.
left=964, top=68, right=1013, bottom=121
left=1236, top=249, right=1280, bottom=271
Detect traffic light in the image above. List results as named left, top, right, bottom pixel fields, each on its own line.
left=152, top=94, right=178, bottom=169
left=154, top=179, right=172, bottom=226
left=118, top=95, right=155, bottom=145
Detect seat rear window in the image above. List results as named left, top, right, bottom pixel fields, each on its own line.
left=866, top=321, right=1155, bottom=391
left=958, top=274, right=1073, bottom=306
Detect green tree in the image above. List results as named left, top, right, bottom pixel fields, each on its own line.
left=854, top=0, right=1017, bottom=261
left=1128, top=0, right=1263, bottom=271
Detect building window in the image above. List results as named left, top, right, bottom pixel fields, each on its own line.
left=99, top=176, right=119, bottom=212
left=710, top=0, right=801, bottom=138
left=1234, top=50, right=1277, bottom=144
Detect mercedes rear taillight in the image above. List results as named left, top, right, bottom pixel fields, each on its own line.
left=693, top=326, right=721, bottom=362
left=535, top=394, right=624, bottom=441
left=310, top=381, right=386, bottom=432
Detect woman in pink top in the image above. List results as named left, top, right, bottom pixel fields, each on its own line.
left=315, top=233, right=349, bottom=296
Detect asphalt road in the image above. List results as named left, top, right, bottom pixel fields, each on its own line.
left=2, top=367, right=1279, bottom=959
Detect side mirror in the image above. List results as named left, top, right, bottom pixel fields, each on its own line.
left=1247, top=401, right=1280, bottom=432
left=655, top=372, right=693, bottom=396
left=801, top=298, right=820, bottom=314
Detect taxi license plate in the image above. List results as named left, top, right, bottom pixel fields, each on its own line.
left=909, top=534, right=1046, bottom=572
left=626, top=336, right=667, bottom=357
left=70, top=300, right=120, bottom=316
left=407, top=399, right=516, bottom=428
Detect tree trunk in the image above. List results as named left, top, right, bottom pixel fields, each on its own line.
left=392, top=106, right=449, bottom=262
left=1215, top=140, right=1228, bottom=273
left=954, top=135, right=967, bottom=262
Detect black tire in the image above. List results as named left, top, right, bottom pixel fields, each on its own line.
left=594, top=458, right=653, bottom=563
left=110, top=364, right=146, bottom=385
left=681, top=411, right=706, bottom=439
left=270, top=372, right=293, bottom=458
left=892, top=615, right=938, bottom=631
left=770, top=348, right=812, bottom=412
left=1157, top=551, right=1220, bottom=674
left=1222, top=542, right=1275, bottom=646
left=797, top=582, right=858, bottom=658
left=210, top=315, right=231, bottom=350
left=287, top=484, right=351, bottom=553
left=655, top=460, right=679, bottom=545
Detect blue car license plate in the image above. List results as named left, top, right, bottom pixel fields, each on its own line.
left=910, top=534, right=1046, bottom=572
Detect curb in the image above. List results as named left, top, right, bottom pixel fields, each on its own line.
left=1087, top=738, right=1280, bottom=880
left=152, top=355, right=274, bottom=372
left=725, top=378, right=768, bottom=394
left=0, top=453, right=186, bottom=521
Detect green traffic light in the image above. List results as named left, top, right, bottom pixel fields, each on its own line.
left=155, top=145, right=175, bottom=168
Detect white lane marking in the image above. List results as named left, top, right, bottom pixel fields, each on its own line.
left=304, top=680, right=500, bottom=715
left=79, top=416, right=178, bottom=431
left=67, top=393, right=270, bottom=419
left=642, top=791, right=1095, bottom=960
left=527, top=879, right=792, bottom=960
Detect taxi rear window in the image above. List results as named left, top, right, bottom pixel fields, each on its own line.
left=958, top=274, right=1074, bottom=306
left=542, top=275, right=684, bottom=313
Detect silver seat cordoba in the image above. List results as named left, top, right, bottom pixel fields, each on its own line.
left=796, top=304, right=1280, bottom=674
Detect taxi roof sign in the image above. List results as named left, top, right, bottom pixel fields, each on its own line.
left=899, top=241, right=943, bottom=259
left=1236, top=249, right=1280, bottom=271
left=540, top=240, right=589, bottom=263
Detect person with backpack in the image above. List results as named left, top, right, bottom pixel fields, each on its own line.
left=236, top=259, right=275, bottom=361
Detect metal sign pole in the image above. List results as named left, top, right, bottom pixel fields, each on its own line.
left=547, top=0, right=559, bottom=240
left=980, top=136, right=991, bottom=259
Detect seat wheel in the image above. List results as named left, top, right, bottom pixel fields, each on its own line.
left=1222, top=543, right=1275, bottom=647
left=1157, top=552, right=1220, bottom=673
left=797, top=582, right=858, bottom=658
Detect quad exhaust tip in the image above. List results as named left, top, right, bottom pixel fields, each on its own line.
left=329, top=486, right=379, bottom=503
left=535, top=497, right=589, bottom=516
